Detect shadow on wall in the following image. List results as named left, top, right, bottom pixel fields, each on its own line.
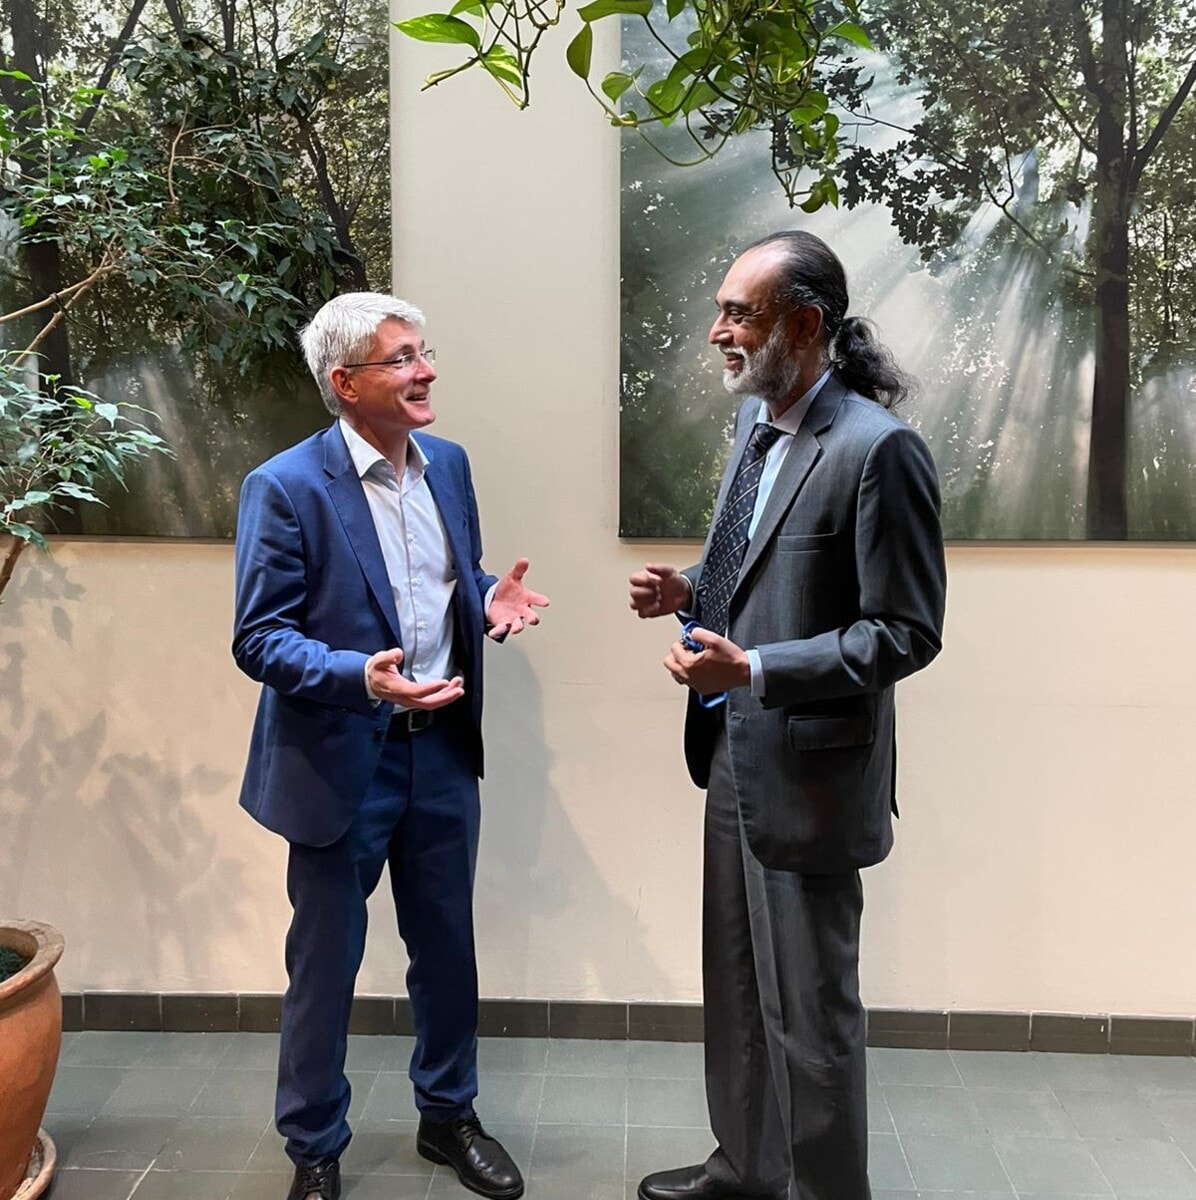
left=473, top=642, right=676, bottom=1002
left=0, top=548, right=259, bottom=990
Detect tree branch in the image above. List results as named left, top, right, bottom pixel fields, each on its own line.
left=1129, top=57, right=1196, bottom=189
left=78, top=0, right=154, bottom=133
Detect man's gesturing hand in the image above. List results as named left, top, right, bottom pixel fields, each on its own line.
left=487, top=558, right=550, bottom=639
left=663, top=626, right=751, bottom=695
left=629, top=563, right=690, bottom=619
left=366, top=648, right=465, bottom=710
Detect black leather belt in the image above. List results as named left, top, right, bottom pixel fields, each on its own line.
left=386, top=708, right=437, bottom=738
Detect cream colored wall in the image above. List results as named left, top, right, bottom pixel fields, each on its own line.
left=1, top=26, right=1193, bottom=1015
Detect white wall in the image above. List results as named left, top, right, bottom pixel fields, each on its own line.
left=1, top=24, right=1193, bottom=1016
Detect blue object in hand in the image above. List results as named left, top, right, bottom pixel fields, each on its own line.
left=681, top=620, right=728, bottom=708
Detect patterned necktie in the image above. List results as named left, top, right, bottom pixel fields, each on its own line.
left=696, top=422, right=784, bottom=637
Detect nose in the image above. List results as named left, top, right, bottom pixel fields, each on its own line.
left=417, top=356, right=437, bottom=382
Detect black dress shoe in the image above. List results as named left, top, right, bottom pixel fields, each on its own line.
left=417, top=1116, right=525, bottom=1199
left=638, top=1163, right=782, bottom=1200
left=286, top=1159, right=340, bottom=1200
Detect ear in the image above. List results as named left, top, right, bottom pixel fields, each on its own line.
left=788, top=304, right=825, bottom=351
left=329, top=366, right=357, bottom=410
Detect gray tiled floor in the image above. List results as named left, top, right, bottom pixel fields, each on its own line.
left=41, top=1033, right=1196, bottom=1199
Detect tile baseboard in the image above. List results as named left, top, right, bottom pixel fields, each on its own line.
left=59, top=994, right=1196, bottom=1054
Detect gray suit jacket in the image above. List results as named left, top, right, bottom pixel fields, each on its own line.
left=683, top=372, right=947, bottom=873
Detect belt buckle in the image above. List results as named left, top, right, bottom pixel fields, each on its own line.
left=405, top=708, right=434, bottom=733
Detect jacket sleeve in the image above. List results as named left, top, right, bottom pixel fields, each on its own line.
left=756, top=425, right=947, bottom=706
left=231, top=467, right=373, bottom=711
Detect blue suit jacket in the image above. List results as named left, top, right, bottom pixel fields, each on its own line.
left=232, top=423, right=497, bottom=848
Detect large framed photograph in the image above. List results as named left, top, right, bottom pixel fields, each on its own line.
left=619, top=9, right=1196, bottom=541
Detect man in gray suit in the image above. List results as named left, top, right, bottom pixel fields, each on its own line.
left=629, top=231, right=947, bottom=1200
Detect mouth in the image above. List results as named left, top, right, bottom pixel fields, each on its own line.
left=722, top=350, right=746, bottom=372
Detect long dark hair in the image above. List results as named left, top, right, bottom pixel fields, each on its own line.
left=746, top=230, right=913, bottom=408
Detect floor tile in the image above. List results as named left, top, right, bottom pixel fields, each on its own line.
left=870, top=1047, right=964, bottom=1087
left=481, top=1073, right=545, bottom=1124
left=61, top=1115, right=179, bottom=1170
left=1147, top=1092, right=1196, bottom=1141
left=190, top=1069, right=278, bottom=1119
left=626, top=1077, right=709, bottom=1129
left=625, top=1126, right=716, bottom=1181
left=345, top=1035, right=404, bottom=1073
left=867, top=1082, right=894, bottom=1134
left=478, top=1037, right=548, bottom=1075
left=47, top=1066, right=126, bottom=1113
left=1087, top=1138, right=1196, bottom=1197
left=628, top=1042, right=704, bottom=1081
left=131, top=1169, right=240, bottom=1199
left=883, top=1083, right=984, bottom=1136
left=973, top=1088, right=1078, bottom=1138
left=1114, top=1055, right=1196, bottom=1095
left=529, top=1122, right=626, bottom=1178
left=951, top=1049, right=1051, bottom=1090
left=540, top=1074, right=626, bottom=1125
left=899, top=1132, right=1013, bottom=1192
left=340, top=1120, right=431, bottom=1176
left=867, top=1132, right=915, bottom=1191
left=228, top=1172, right=294, bottom=1200
left=342, top=1178, right=434, bottom=1199
left=1055, top=1089, right=1171, bottom=1140
left=42, top=1113, right=95, bottom=1163
left=361, top=1071, right=421, bottom=1122
left=101, top=1067, right=213, bottom=1116
left=136, top=1033, right=236, bottom=1070
left=1035, top=1053, right=1125, bottom=1093
left=63, top=1032, right=163, bottom=1067
left=47, top=1167, right=147, bottom=1199
left=546, top=1039, right=630, bottom=1077
left=526, top=1177, right=624, bottom=1200
left=153, top=1116, right=271, bottom=1172
left=217, top=1034, right=280, bottom=1072
left=993, top=1135, right=1113, bottom=1195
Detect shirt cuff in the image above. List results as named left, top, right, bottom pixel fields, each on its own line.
left=364, top=661, right=382, bottom=706
left=748, top=649, right=765, bottom=697
left=484, top=582, right=499, bottom=620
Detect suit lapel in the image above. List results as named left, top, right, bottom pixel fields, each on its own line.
left=323, top=426, right=404, bottom=647
left=734, top=375, right=848, bottom=593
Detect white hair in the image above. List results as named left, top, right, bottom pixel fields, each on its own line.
left=299, top=292, right=426, bottom=415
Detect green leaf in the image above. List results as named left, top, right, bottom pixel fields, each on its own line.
left=95, top=403, right=119, bottom=424
left=481, top=45, right=523, bottom=86
left=577, top=0, right=652, bottom=21
left=666, top=0, right=686, bottom=19
left=21, top=491, right=53, bottom=505
left=3, top=522, right=46, bottom=549
left=395, top=13, right=481, bottom=49
left=566, top=24, right=593, bottom=79
left=828, top=20, right=872, bottom=49
left=601, top=71, right=636, bottom=103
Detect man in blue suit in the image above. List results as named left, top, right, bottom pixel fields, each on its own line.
left=233, top=292, right=548, bottom=1200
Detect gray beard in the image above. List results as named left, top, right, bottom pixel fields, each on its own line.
left=722, top=325, right=801, bottom=403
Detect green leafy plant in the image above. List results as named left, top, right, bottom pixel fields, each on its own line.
left=396, top=0, right=873, bottom=207
left=0, top=359, right=172, bottom=603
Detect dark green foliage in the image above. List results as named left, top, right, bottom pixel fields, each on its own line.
left=0, top=946, right=29, bottom=983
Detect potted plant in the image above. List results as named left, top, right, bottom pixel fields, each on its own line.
left=0, top=364, right=169, bottom=1199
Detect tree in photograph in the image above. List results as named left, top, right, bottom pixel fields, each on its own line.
left=0, top=0, right=390, bottom=536
left=834, top=0, right=1196, bottom=538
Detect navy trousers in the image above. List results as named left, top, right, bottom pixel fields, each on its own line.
left=276, top=704, right=482, bottom=1165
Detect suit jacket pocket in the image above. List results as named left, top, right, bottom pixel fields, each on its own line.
left=777, top=532, right=835, bottom=552
left=787, top=713, right=874, bottom=750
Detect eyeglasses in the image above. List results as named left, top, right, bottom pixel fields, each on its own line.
left=343, top=348, right=436, bottom=370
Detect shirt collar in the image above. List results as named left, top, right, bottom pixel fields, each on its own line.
left=755, top=366, right=833, bottom=435
left=338, top=418, right=428, bottom=483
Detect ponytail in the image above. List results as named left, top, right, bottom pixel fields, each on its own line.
left=830, top=316, right=913, bottom=409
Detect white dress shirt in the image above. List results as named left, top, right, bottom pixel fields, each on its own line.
left=339, top=420, right=458, bottom=704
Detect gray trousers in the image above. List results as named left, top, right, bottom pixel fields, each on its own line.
left=702, top=731, right=871, bottom=1200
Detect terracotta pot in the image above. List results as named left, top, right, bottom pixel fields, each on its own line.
left=0, top=921, right=64, bottom=1200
